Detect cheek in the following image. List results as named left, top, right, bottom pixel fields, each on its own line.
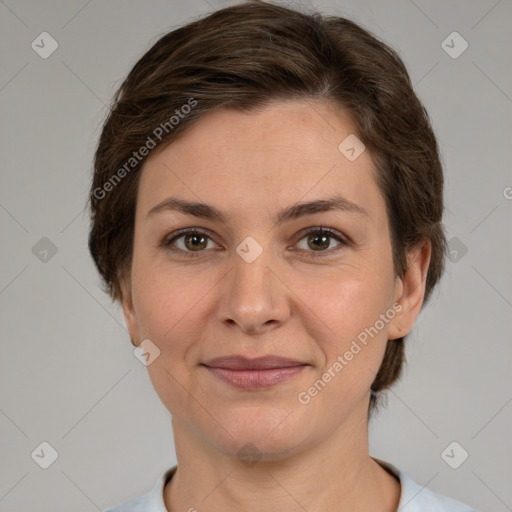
left=130, top=259, right=205, bottom=353
left=306, top=264, right=395, bottom=336
left=302, top=281, right=393, bottom=411
left=130, top=267, right=208, bottom=411
left=305, top=263, right=395, bottom=376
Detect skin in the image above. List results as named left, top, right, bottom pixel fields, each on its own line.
left=120, top=99, right=431, bottom=512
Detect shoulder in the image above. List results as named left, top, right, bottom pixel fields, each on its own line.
left=398, top=471, right=478, bottom=511
left=103, top=467, right=176, bottom=512
left=374, top=458, right=479, bottom=512
left=104, top=492, right=149, bottom=512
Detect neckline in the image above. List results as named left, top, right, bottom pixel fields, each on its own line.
left=161, top=458, right=403, bottom=510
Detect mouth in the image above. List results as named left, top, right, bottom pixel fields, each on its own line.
left=201, top=356, right=308, bottom=390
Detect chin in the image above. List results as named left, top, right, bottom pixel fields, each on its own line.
left=203, top=404, right=317, bottom=462
left=218, top=431, right=310, bottom=464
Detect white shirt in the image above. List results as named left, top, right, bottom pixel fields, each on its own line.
left=104, top=459, right=478, bottom=511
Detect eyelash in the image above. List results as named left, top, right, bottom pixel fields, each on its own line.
left=161, top=226, right=349, bottom=260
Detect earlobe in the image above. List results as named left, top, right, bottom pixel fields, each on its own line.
left=387, top=240, right=432, bottom=340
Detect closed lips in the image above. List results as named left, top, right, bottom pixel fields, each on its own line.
left=201, top=356, right=308, bottom=390
left=202, top=356, right=307, bottom=370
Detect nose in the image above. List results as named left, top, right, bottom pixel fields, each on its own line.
left=216, top=244, right=291, bottom=335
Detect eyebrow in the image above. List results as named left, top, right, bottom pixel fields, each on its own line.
left=146, top=195, right=368, bottom=225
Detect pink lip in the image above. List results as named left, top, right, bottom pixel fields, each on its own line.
left=202, top=356, right=308, bottom=390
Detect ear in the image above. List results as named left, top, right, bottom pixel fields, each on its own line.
left=119, top=276, right=140, bottom=347
left=387, top=239, right=432, bottom=340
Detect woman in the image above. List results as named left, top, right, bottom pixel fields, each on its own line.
left=90, top=2, right=477, bottom=511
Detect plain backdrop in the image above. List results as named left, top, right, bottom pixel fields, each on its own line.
left=0, top=1, right=511, bottom=511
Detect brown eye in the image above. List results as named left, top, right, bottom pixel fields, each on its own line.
left=295, top=227, right=347, bottom=258
left=182, top=232, right=208, bottom=251
left=162, top=226, right=347, bottom=260
left=163, top=229, right=217, bottom=256
left=306, top=232, right=331, bottom=251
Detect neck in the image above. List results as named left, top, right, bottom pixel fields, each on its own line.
left=164, top=400, right=400, bottom=512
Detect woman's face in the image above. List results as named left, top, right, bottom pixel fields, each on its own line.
left=121, top=100, right=416, bottom=460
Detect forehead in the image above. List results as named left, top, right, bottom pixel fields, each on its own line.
left=137, top=100, right=383, bottom=222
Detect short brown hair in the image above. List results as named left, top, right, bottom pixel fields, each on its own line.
left=88, top=1, right=446, bottom=413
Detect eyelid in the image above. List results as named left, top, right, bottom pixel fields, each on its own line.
left=290, top=226, right=349, bottom=258
left=295, top=226, right=349, bottom=245
left=162, top=227, right=221, bottom=257
left=161, top=226, right=350, bottom=258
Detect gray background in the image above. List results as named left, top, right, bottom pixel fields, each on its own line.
left=0, top=0, right=511, bottom=510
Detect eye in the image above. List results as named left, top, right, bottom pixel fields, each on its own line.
left=294, top=227, right=347, bottom=259
left=162, top=228, right=219, bottom=258
left=161, top=226, right=348, bottom=259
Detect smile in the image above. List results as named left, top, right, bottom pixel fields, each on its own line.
left=201, top=356, right=308, bottom=390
